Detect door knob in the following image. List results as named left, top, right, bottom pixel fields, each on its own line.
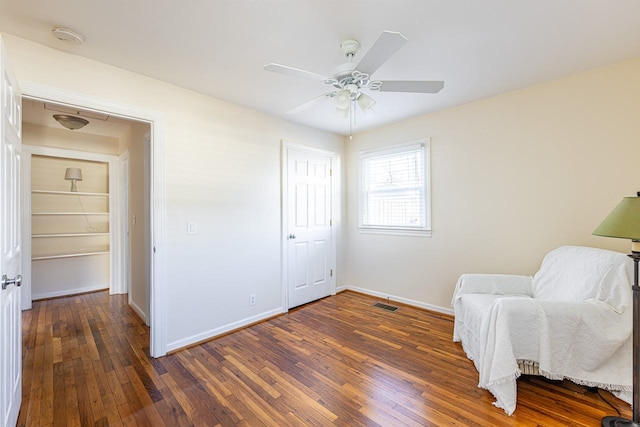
left=288, top=234, right=296, bottom=239
left=1, top=274, right=22, bottom=290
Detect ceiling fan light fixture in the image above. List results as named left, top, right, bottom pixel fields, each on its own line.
left=335, top=89, right=351, bottom=110
left=53, top=114, right=89, bottom=130
left=357, top=93, right=376, bottom=112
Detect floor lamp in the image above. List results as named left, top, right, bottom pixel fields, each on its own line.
left=593, top=192, right=640, bottom=427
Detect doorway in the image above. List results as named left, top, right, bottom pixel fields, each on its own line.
left=18, top=82, right=166, bottom=357
left=21, top=99, right=151, bottom=317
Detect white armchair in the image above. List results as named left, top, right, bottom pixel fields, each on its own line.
left=452, top=245, right=633, bottom=415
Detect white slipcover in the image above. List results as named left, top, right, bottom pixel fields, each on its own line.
left=452, top=246, right=633, bottom=415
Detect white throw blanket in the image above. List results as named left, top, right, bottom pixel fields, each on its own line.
left=452, top=246, right=633, bottom=415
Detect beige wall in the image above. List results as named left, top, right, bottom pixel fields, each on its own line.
left=3, top=34, right=345, bottom=350
left=23, top=122, right=120, bottom=155
left=345, top=58, right=640, bottom=310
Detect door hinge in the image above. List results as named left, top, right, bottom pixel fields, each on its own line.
left=153, top=246, right=156, bottom=254
left=330, top=269, right=333, bottom=277
left=330, top=219, right=332, bottom=226
left=329, top=169, right=332, bottom=177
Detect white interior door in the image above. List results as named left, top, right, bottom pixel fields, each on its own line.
left=0, top=37, right=22, bottom=427
left=286, top=147, right=332, bottom=308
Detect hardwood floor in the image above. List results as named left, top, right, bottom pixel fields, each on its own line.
left=19, top=290, right=631, bottom=426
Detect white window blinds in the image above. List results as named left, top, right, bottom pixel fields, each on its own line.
left=359, top=141, right=429, bottom=232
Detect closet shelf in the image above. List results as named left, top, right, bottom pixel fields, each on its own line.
left=32, top=212, right=109, bottom=216
left=32, top=251, right=110, bottom=261
left=32, top=190, right=109, bottom=196
left=32, top=233, right=109, bottom=238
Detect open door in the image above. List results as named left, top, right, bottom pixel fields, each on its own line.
left=0, top=36, right=23, bottom=427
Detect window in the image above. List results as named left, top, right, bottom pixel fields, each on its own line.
left=359, top=139, right=431, bottom=236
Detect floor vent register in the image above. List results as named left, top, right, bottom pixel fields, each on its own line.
left=372, top=302, right=399, bottom=312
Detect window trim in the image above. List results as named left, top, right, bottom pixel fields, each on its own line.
left=358, top=138, right=432, bottom=237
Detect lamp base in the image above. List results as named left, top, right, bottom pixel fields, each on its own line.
left=602, top=416, right=640, bottom=426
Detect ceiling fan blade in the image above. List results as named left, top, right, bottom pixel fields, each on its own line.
left=286, top=92, right=335, bottom=115
left=377, top=80, right=445, bottom=93
left=263, top=63, right=327, bottom=81
left=355, top=31, right=408, bottom=76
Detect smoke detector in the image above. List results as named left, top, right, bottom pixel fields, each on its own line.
left=51, top=26, right=84, bottom=45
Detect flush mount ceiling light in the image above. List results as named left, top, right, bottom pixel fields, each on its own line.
left=51, top=26, right=85, bottom=44
left=53, top=114, right=89, bottom=130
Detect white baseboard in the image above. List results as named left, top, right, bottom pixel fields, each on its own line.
left=166, top=307, right=283, bottom=353
left=165, top=289, right=451, bottom=353
left=32, top=284, right=108, bottom=301
left=345, top=285, right=454, bottom=316
left=129, top=300, right=148, bottom=326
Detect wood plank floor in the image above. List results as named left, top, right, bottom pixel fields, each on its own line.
left=18, top=290, right=631, bottom=426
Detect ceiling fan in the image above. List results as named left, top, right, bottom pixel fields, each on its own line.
left=264, top=30, right=444, bottom=119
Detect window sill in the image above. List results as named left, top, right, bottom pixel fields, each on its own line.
left=358, top=227, right=432, bottom=237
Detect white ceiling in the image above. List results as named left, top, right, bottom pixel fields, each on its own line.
left=2, top=1, right=640, bottom=136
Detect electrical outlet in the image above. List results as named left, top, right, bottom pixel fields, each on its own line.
left=249, top=294, right=256, bottom=306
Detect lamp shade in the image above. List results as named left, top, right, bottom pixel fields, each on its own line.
left=64, top=168, right=83, bottom=181
left=357, top=93, right=376, bottom=112
left=335, top=89, right=351, bottom=110
left=593, top=193, right=640, bottom=242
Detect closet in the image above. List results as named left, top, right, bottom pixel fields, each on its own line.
left=30, top=154, right=112, bottom=299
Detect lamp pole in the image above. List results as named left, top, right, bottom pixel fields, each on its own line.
left=602, top=252, right=639, bottom=427
left=594, top=193, right=640, bottom=426
left=632, top=252, right=639, bottom=423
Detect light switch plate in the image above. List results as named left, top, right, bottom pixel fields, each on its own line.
left=187, top=222, right=197, bottom=235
